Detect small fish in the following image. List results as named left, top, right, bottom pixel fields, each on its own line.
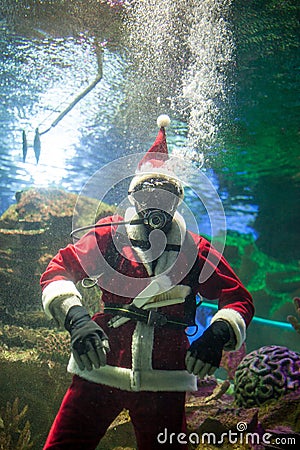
left=22, top=130, right=27, bottom=162
left=33, top=128, right=41, bottom=163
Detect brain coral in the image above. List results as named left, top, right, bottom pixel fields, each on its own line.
left=234, top=345, right=300, bottom=407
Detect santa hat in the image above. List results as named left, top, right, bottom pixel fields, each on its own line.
left=128, top=115, right=184, bottom=200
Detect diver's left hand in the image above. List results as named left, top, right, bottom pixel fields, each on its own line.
left=185, top=321, right=230, bottom=378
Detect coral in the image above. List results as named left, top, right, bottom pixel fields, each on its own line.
left=234, top=345, right=300, bottom=408
left=202, top=380, right=230, bottom=404
left=36, top=329, right=70, bottom=365
left=0, top=324, right=70, bottom=366
left=0, top=325, right=43, bottom=350
left=0, top=356, right=71, bottom=449
left=0, top=398, right=33, bottom=449
left=186, top=400, right=258, bottom=450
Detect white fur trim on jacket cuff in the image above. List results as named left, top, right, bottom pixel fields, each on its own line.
left=42, top=280, right=82, bottom=319
left=210, top=308, right=246, bottom=350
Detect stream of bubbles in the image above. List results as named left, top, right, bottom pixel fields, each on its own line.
left=123, top=0, right=235, bottom=160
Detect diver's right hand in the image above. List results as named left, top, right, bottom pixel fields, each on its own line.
left=185, top=320, right=230, bottom=378
left=65, top=306, right=109, bottom=371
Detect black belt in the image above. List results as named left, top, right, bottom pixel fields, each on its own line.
left=104, top=303, right=191, bottom=329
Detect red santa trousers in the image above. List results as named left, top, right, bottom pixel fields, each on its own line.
left=44, top=375, right=188, bottom=450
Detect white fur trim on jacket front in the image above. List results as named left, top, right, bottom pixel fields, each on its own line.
left=42, top=280, right=82, bottom=318
left=210, top=308, right=246, bottom=350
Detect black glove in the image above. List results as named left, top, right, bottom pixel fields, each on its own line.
left=185, top=320, right=231, bottom=378
left=65, top=306, right=109, bottom=371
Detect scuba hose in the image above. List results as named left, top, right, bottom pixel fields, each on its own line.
left=71, top=218, right=143, bottom=241
left=70, top=209, right=171, bottom=240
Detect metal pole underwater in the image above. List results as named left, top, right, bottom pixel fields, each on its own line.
left=201, top=301, right=294, bottom=331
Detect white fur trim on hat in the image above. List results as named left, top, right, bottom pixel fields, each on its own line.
left=210, top=308, right=246, bottom=350
left=128, top=170, right=184, bottom=203
left=42, top=280, right=82, bottom=318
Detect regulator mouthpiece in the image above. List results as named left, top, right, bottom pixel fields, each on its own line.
left=142, top=209, right=171, bottom=231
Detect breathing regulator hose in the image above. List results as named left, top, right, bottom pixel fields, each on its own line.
left=70, top=209, right=170, bottom=241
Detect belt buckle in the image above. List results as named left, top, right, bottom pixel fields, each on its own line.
left=146, top=310, right=167, bottom=327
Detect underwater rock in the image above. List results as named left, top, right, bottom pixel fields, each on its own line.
left=0, top=324, right=70, bottom=365
left=0, top=354, right=71, bottom=448
left=266, top=270, right=300, bottom=294
left=235, top=242, right=259, bottom=287
left=0, top=310, right=51, bottom=328
left=185, top=379, right=256, bottom=438
left=287, top=297, right=300, bottom=335
left=0, top=187, right=114, bottom=315
left=186, top=396, right=258, bottom=446
left=196, top=407, right=258, bottom=435
left=234, top=345, right=300, bottom=408
left=222, top=242, right=241, bottom=266
left=186, top=375, right=300, bottom=448
left=220, top=342, right=247, bottom=380
left=246, top=289, right=276, bottom=318
left=0, top=340, right=136, bottom=449
left=258, top=390, right=300, bottom=432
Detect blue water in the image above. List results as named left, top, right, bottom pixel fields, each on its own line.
left=0, top=28, right=125, bottom=209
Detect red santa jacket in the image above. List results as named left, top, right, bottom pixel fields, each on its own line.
left=40, top=213, right=254, bottom=392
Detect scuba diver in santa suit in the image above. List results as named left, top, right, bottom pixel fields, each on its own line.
left=40, top=115, right=254, bottom=449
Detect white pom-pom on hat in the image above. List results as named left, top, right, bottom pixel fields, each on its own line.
left=157, top=114, right=170, bottom=128
left=128, top=113, right=184, bottom=201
